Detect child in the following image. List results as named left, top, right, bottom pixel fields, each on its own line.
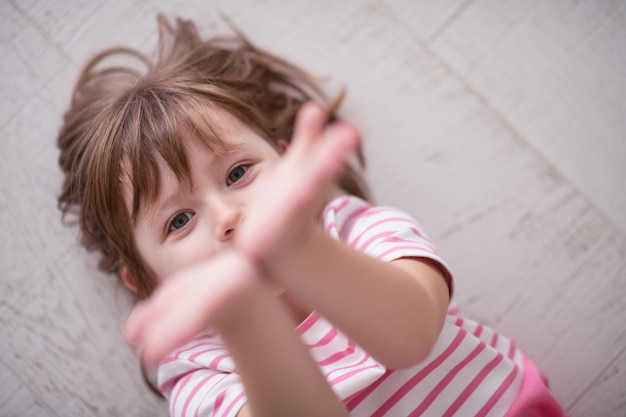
left=57, top=15, right=567, bottom=417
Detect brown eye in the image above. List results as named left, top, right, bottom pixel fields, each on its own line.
left=227, top=165, right=249, bottom=186
left=168, top=212, right=193, bottom=232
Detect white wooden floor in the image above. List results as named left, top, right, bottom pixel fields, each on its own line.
left=1, top=1, right=625, bottom=416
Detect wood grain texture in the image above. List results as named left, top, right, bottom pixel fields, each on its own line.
left=1, top=0, right=624, bottom=416
left=0, top=362, right=57, bottom=417
left=570, top=344, right=626, bottom=416
left=430, top=0, right=626, bottom=234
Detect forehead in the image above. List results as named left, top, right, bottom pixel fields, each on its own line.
left=122, top=101, right=225, bottom=218
left=123, top=103, right=275, bottom=220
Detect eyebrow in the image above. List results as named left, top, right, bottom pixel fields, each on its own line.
left=138, top=185, right=188, bottom=230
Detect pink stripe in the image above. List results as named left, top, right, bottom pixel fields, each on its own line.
left=161, top=338, right=224, bottom=364
left=347, top=369, right=394, bottom=411
left=325, top=352, right=373, bottom=381
left=442, top=352, right=504, bottom=417
left=317, top=340, right=356, bottom=366
left=325, top=195, right=351, bottom=216
left=490, top=331, right=500, bottom=348
left=171, top=373, right=194, bottom=416
left=448, top=306, right=461, bottom=315
left=376, top=245, right=436, bottom=260
left=357, top=206, right=400, bottom=219
left=342, top=206, right=402, bottom=238
left=200, top=374, right=231, bottom=417
left=455, top=316, right=464, bottom=327
left=356, top=230, right=395, bottom=251
left=160, top=373, right=181, bottom=393
left=475, top=364, right=519, bottom=417
left=189, top=346, right=226, bottom=362
left=181, top=374, right=215, bottom=417
left=330, top=364, right=381, bottom=387
left=325, top=221, right=338, bottom=235
left=209, top=390, right=226, bottom=417
left=408, top=226, right=425, bottom=238
left=305, top=327, right=338, bottom=349
left=368, top=330, right=467, bottom=416
left=296, top=312, right=319, bottom=334
left=344, top=205, right=375, bottom=222
left=209, top=353, right=230, bottom=369
left=357, top=232, right=427, bottom=253
left=348, top=217, right=416, bottom=246
left=343, top=206, right=373, bottom=237
left=219, top=391, right=246, bottom=417
left=404, top=343, right=486, bottom=416
left=474, top=323, right=484, bottom=338
left=161, top=356, right=183, bottom=365
left=508, top=339, right=517, bottom=360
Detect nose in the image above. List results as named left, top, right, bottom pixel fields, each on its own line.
left=211, top=195, right=242, bottom=242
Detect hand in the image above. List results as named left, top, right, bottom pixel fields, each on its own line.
left=124, top=102, right=360, bottom=364
left=237, top=101, right=360, bottom=263
left=124, top=250, right=260, bottom=364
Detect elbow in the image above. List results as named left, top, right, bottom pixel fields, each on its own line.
left=377, top=328, right=440, bottom=370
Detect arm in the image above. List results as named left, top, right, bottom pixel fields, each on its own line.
left=126, top=250, right=347, bottom=417
left=216, top=254, right=347, bottom=417
left=237, top=102, right=450, bottom=369
left=264, top=225, right=450, bottom=369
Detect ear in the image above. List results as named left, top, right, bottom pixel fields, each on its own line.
left=120, top=266, right=137, bottom=293
left=277, top=139, right=289, bottom=154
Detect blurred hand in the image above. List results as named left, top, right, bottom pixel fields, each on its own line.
left=237, top=101, right=360, bottom=263
left=124, top=102, right=359, bottom=363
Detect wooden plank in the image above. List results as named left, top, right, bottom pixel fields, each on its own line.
left=0, top=363, right=58, bottom=417
left=0, top=269, right=167, bottom=416
left=569, top=345, right=626, bottom=416
left=0, top=2, right=65, bottom=128
left=371, top=0, right=472, bottom=40
left=430, top=0, right=626, bottom=233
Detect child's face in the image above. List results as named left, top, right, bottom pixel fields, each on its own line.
left=131, top=111, right=282, bottom=281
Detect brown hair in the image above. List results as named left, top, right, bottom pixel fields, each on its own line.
left=57, top=15, right=369, bottom=299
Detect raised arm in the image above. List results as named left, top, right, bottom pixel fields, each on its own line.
left=125, top=250, right=348, bottom=417
left=237, top=102, right=450, bottom=369
left=265, top=226, right=450, bottom=369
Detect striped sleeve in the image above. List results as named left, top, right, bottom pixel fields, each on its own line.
left=296, top=311, right=386, bottom=402
left=322, top=195, right=453, bottom=295
left=157, top=332, right=246, bottom=417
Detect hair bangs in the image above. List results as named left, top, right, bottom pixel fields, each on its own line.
left=121, top=84, right=233, bottom=221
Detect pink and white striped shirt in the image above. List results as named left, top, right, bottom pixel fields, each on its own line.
left=157, top=195, right=566, bottom=417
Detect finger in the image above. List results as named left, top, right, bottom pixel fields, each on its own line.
left=301, top=121, right=361, bottom=191
left=123, top=279, right=176, bottom=346
left=135, top=251, right=260, bottom=364
left=140, top=301, right=203, bottom=364
left=290, top=101, right=326, bottom=153
left=123, top=301, right=151, bottom=347
left=319, top=121, right=361, bottom=164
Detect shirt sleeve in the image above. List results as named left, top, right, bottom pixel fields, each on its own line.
left=296, top=311, right=386, bottom=402
left=322, top=195, right=454, bottom=296
left=158, top=333, right=247, bottom=417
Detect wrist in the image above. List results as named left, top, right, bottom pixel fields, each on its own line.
left=206, top=249, right=266, bottom=329
left=261, top=223, right=326, bottom=287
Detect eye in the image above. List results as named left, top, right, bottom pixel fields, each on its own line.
left=168, top=212, right=194, bottom=233
left=227, top=164, right=250, bottom=186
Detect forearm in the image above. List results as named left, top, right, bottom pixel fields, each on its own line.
left=124, top=249, right=347, bottom=417
left=217, top=272, right=348, bottom=417
left=266, top=225, right=450, bottom=369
